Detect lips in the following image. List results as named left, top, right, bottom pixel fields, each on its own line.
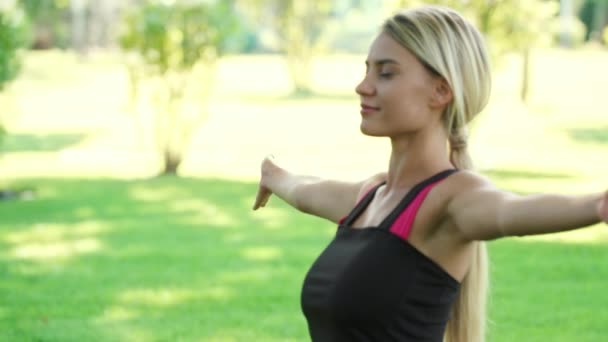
left=360, top=104, right=380, bottom=114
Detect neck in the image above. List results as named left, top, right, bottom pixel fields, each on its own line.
left=385, top=129, right=452, bottom=191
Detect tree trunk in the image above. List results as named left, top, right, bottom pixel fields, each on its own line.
left=162, top=148, right=181, bottom=175
left=559, top=0, right=574, bottom=47
left=70, top=0, right=88, bottom=54
left=520, top=47, right=530, bottom=103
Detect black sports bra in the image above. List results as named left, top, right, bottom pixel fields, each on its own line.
left=301, top=169, right=460, bottom=341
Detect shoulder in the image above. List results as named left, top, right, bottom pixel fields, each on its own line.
left=355, top=172, right=387, bottom=202
left=442, top=169, right=495, bottom=194
left=433, top=170, right=499, bottom=213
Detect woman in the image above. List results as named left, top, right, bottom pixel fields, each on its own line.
left=252, top=5, right=608, bottom=342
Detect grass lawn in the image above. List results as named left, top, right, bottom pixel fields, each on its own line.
left=1, top=48, right=607, bottom=341
left=1, top=177, right=607, bottom=341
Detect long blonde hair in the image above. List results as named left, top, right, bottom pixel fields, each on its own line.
left=383, top=6, right=491, bottom=342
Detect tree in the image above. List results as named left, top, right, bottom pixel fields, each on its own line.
left=579, top=0, right=608, bottom=43
left=120, top=0, right=239, bottom=175
left=390, top=0, right=558, bottom=102
left=1, top=2, right=29, bottom=89
left=0, top=1, right=30, bottom=147
left=238, top=0, right=336, bottom=95
left=18, top=0, right=69, bottom=49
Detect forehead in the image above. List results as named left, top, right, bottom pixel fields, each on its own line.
left=366, top=32, right=418, bottom=65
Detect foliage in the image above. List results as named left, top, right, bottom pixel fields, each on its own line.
left=18, top=0, right=70, bottom=49
left=552, top=15, right=588, bottom=46
left=238, top=0, right=336, bottom=94
left=120, top=1, right=238, bottom=75
left=119, top=0, right=240, bottom=175
left=0, top=1, right=30, bottom=151
left=391, top=0, right=558, bottom=55
left=389, top=0, right=558, bottom=102
left=579, top=0, right=608, bottom=41
left=0, top=1, right=30, bottom=91
left=0, top=124, right=5, bottom=148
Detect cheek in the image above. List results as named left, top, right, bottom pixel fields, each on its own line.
left=384, top=83, right=430, bottom=113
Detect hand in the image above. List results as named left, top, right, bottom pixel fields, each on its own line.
left=252, top=156, right=278, bottom=210
left=598, top=191, right=608, bottom=223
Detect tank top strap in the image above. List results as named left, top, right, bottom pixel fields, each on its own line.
left=339, top=181, right=386, bottom=226
left=378, top=169, right=459, bottom=237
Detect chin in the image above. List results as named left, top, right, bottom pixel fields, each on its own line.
left=359, top=123, right=386, bottom=137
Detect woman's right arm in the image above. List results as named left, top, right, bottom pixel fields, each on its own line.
left=252, top=157, right=385, bottom=223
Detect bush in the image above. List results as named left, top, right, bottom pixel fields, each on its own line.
left=0, top=3, right=30, bottom=90
left=119, top=1, right=240, bottom=175
left=551, top=16, right=587, bottom=47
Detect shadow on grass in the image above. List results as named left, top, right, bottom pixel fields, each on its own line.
left=1, top=133, right=88, bottom=152
left=567, top=126, right=608, bottom=145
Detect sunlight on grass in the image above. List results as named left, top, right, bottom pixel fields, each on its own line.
left=170, top=198, right=237, bottom=227
left=3, top=221, right=109, bottom=244
left=128, top=184, right=238, bottom=226
left=523, top=225, right=608, bottom=244
left=250, top=206, right=290, bottom=230
left=204, top=336, right=238, bottom=342
left=200, top=286, right=235, bottom=301
left=3, top=221, right=108, bottom=261
left=118, top=288, right=200, bottom=307
left=219, top=269, right=273, bottom=283
left=241, top=246, right=283, bottom=262
left=129, top=184, right=189, bottom=201
left=97, top=305, right=138, bottom=322
left=10, top=237, right=102, bottom=260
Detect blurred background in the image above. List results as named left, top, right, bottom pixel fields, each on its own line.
left=0, top=0, right=607, bottom=180
left=1, top=0, right=607, bottom=341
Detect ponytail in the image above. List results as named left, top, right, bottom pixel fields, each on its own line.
left=444, top=241, right=489, bottom=342
left=448, top=129, right=473, bottom=170
left=445, top=133, right=489, bottom=342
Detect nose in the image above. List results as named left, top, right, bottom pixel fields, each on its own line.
left=355, top=74, right=375, bottom=97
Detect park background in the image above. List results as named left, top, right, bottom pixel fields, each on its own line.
left=1, top=0, right=607, bottom=341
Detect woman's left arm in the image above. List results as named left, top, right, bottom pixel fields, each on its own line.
left=446, top=173, right=607, bottom=241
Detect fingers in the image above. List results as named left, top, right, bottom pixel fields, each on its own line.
left=253, top=187, right=264, bottom=210
left=253, top=154, right=277, bottom=210
left=599, top=191, right=608, bottom=223
left=253, top=186, right=272, bottom=210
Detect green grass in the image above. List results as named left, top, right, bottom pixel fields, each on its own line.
left=0, top=177, right=331, bottom=341
left=1, top=48, right=608, bottom=341
left=1, top=177, right=607, bottom=341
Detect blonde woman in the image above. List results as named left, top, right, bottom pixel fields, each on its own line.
left=252, top=5, right=608, bottom=342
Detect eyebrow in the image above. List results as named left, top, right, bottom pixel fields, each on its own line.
left=365, top=58, right=400, bottom=67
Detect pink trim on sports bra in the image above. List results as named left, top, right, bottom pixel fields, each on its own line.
left=389, top=180, right=442, bottom=239
left=338, top=183, right=382, bottom=225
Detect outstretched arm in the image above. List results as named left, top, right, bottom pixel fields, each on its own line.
left=598, top=192, right=608, bottom=222
left=446, top=172, right=606, bottom=241
left=252, top=157, right=386, bottom=223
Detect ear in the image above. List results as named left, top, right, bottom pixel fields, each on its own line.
left=430, top=77, right=453, bottom=109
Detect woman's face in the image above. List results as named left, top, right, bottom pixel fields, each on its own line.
left=355, top=32, right=443, bottom=137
